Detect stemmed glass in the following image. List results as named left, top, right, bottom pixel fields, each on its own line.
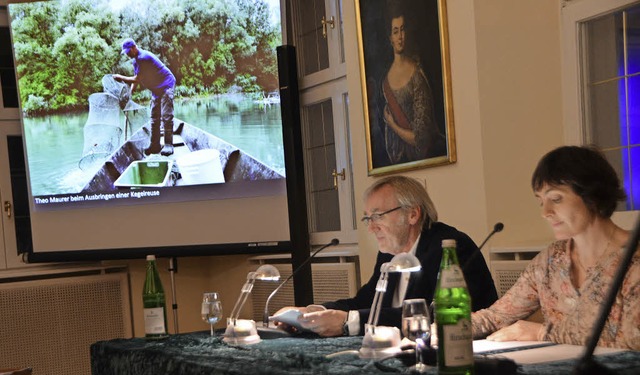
left=201, top=292, right=223, bottom=336
left=402, top=298, right=432, bottom=372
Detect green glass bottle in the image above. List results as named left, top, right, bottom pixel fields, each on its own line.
left=434, top=239, right=474, bottom=375
left=143, top=255, right=168, bottom=339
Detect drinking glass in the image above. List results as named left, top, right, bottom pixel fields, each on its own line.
left=402, top=298, right=431, bottom=372
left=201, top=292, right=223, bottom=336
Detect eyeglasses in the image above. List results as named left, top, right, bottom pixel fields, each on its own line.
left=361, top=206, right=403, bottom=226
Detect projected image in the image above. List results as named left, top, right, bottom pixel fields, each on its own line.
left=9, top=0, right=285, bottom=209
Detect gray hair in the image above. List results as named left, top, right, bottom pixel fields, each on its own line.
left=364, top=176, right=438, bottom=228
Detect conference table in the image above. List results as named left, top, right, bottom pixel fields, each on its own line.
left=90, top=331, right=640, bottom=374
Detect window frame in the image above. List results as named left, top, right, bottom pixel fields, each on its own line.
left=561, top=0, right=640, bottom=228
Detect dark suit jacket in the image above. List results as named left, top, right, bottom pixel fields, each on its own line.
left=323, top=222, right=498, bottom=333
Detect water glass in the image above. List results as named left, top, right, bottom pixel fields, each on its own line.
left=201, top=292, right=223, bottom=336
left=402, top=298, right=431, bottom=372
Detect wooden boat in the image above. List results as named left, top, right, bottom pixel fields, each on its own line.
left=81, top=120, right=283, bottom=192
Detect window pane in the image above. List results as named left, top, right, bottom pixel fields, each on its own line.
left=629, top=146, right=640, bottom=210
left=603, top=149, right=631, bottom=211
left=604, top=145, right=640, bottom=211
left=302, top=98, right=340, bottom=232
left=313, top=188, right=340, bottom=231
left=585, top=12, right=622, bottom=83
left=588, top=78, right=624, bottom=148
left=295, top=0, right=329, bottom=76
left=627, top=7, right=640, bottom=76
left=338, top=0, right=345, bottom=64
left=306, top=100, right=329, bottom=148
left=629, top=75, right=640, bottom=145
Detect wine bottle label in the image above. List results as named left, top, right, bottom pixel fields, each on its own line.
left=144, top=307, right=166, bottom=334
left=439, top=265, right=466, bottom=288
left=442, top=318, right=473, bottom=367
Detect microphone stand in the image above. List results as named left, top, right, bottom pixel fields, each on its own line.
left=478, top=222, right=504, bottom=250
left=431, top=223, right=504, bottom=318
left=573, top=215, right=640, bottom=375
left=257, top=238, right=339, bottom=339
left=462, top=222, right=504, bottom=271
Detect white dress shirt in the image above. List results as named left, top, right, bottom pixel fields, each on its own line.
left=345, top=234, right=421, bottom=335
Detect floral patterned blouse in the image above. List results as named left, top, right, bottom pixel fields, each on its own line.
left=472, top=240, right=640, bottom=350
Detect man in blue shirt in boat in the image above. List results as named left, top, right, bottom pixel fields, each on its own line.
left=114, top=38, right=176, bottom=156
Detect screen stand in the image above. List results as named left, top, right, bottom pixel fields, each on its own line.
left=169, top=257, right=179, bottom=334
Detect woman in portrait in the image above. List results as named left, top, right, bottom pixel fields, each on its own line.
left=381, top=2, right=445, bottom=165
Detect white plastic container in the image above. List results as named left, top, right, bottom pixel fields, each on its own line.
left=176, top=148, right=225, bottom=185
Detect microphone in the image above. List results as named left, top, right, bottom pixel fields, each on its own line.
left=258, top=238, right=340, bottom=338
left=462, top=222, right=504, bottom=271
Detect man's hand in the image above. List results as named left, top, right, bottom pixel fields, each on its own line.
left=299, top=309, right=347, bottom=337
left=272, top=306, right=308, bottom=333
left=112, top=74, right=123, bottom=82
left=486, top=320, right=545, bottom=342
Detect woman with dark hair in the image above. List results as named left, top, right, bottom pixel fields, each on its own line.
left=472, top=145, right=640, bottom=350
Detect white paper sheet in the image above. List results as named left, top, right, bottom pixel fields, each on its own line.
left=269, top=309, right=310, bottom=332
left=483, top=343, right=626, bottom=364
left=473, top=339, right=552, bottom=353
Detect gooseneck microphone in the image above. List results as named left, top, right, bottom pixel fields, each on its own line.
left=462, top=222, right=504, bottom=271
left=478, top=222, right=504, bottom=250
left=261, top=238, right=340, bottom=331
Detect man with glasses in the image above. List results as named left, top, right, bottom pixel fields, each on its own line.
left=275, top=175, right=497, bottom=337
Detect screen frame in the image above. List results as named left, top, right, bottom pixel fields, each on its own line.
left=4, top=0, right=299, bottom=263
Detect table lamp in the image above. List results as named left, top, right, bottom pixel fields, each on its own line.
left=359, top=252, right=421, bottom=359
left=223, top=264, right=280, bottom=345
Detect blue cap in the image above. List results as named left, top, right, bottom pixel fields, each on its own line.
left=121, top=38, right=136, bottom=55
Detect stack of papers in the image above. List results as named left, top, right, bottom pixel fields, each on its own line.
left=473, top=340, right=627, bottom=364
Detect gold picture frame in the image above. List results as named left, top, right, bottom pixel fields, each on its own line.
left=356, top=0, right=456, bottom=175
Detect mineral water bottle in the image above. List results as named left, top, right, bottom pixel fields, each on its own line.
left=434, top=239, right=474, bottom=374
left=143, top=255, right=168, bottom=338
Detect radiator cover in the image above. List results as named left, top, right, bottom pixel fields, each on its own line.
left=250, top=262, right=358, bottom=322
left=0, top=270, right=132, bottom=374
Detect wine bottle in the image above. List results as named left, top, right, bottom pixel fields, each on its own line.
left=434, top=239, right=474, bottom=375
left=143, top=255, right=168, bottom=339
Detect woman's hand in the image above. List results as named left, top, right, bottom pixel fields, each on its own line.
left=383, top=106, right=396, bottom=128
left=383, top=104, right=417, bottom=145
left=486, top=320, right=545, bottom=342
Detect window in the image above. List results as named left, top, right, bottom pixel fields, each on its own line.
left=290, top=0, right=357, bottom=245
left=582, top=4, right=640, bottom=211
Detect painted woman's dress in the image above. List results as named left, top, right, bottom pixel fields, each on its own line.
left=382, top=64, right=445, bottom=164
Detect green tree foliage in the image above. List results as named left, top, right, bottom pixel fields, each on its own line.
left=10, top=0, right=281, bottom=115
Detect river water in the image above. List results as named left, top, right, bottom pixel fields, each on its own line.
left=21, top=95, right=285, bottom=196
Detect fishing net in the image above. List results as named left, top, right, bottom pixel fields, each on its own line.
left=78, top=92, right=123, bottom=171
left=78, top=75, right=148, bottom=171
left=102, top=74, right=148, bottom=135
left=102, top=74, right=128, bottom=109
